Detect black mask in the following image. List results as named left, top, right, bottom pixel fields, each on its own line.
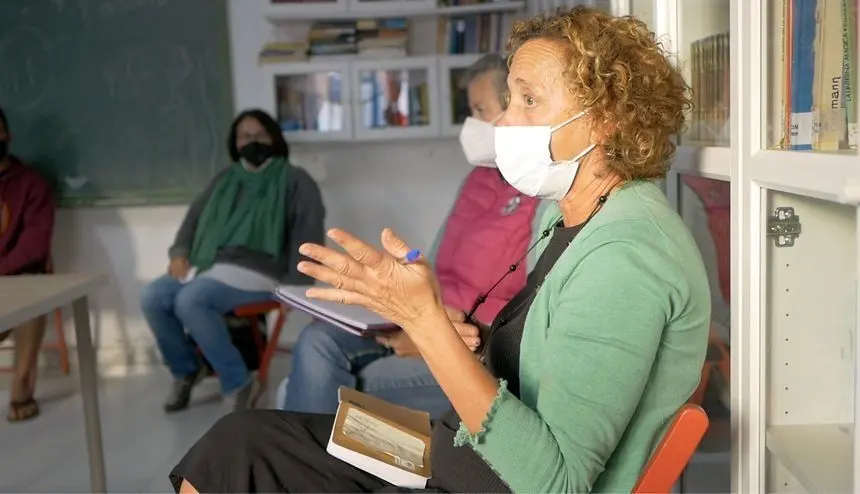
left=238, top=142, right=274, bottom=167
left=0, top=140, right=7, bottom=161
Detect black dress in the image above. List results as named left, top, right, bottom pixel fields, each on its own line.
left=169, top=223, right=582, bottom=493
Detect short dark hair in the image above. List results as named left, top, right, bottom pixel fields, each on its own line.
left=463, top=54, right=509, bottom=108
left=227, top=109, right=290, bottom=162
left=0, top=106, right=8, bottom=133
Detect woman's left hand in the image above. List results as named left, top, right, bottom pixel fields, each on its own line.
left=297, top=228, right=443, bottom=331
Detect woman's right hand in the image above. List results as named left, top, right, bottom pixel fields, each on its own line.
left=445, top=306, right=481, bottom=351
left=168, top=257, right=190, bottom=280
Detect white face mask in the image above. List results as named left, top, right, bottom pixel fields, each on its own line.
left=459, top=114, right=502, bottom=167
left=494, top=111, right=596, bottom=200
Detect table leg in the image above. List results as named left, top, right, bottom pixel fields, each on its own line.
left=73, top=296, right=107, bottom=493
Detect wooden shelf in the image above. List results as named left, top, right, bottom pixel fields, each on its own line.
left=765, top=424, right=854, bottom=493
left=264, top=1, right=525, bottom=21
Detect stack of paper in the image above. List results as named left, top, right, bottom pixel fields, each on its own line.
left=274, top=285, right=398, bottom=337
left=327, top=387, right=432, bottom=488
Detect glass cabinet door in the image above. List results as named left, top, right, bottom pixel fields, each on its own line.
left=351, top=57, right=440, bottom=140
left=438, top=54, right=481, bottom=137
left=764, top=0, right=857, bottom=154
left=679, top=0, right=731, bottom=147
left=761, top=190, right=857, bottom=493
left=262, top=62, right=353, bottom=142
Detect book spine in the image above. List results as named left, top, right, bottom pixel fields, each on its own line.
left=782, top=0, right=794, bottom=147
left=842, top=0, right=857, bottom=148
left=790, top=0, right=817, bottom=150
left=815, top=0, right=846, bottom=150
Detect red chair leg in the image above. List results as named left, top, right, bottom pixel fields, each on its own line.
left=53, top=308, right=70, bottom=375
left=258, top=308, right=287, bottom=386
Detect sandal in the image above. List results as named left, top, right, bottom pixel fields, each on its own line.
left=7, top=397, right=39, bottom=422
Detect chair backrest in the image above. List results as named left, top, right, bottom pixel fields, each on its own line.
left=632, top=404, right=710, bottom=494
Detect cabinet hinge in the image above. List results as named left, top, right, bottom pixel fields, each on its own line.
left=767, top=207, right=801, bottom=247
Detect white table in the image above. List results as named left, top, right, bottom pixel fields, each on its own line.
left=0, top=274, right=107, bottom=493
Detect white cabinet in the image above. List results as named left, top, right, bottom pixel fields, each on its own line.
left=261, top=0, right=525, bottom=21
left=346, top=0, right=435, bottom=14
left=261, top=61, right=354, bottom=142
left=262, top=0, right=349, bottom=19
left=733, top=0, right=860, bottom=491
left=351, top=57, right=440, bottom=140
left=438, top=54, right=482, bottom=137
left=657, top=0, right=859, bottom=489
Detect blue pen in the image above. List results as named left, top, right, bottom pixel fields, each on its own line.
left=403, top=248, right=422, bottom=264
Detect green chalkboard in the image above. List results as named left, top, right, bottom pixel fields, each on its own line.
left=0, top=0, right=234, bottom=206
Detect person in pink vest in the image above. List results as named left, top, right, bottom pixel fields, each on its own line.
left=277, top=54, right=549, bottom=417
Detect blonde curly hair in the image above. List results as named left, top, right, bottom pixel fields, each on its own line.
left=507, top=7, right=691, bottom=180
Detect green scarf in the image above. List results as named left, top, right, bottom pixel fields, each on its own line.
left=189, top=157, right=290, bottom=271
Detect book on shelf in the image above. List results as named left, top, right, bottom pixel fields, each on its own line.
left=274, top=71, right=345, bottom=132
left=302, top=18, right=409, bottom=60
left=358, top=68, right=431, bottom=129
left=771, top=0, right=857, bottom=151
left=689, top=32, right=730, bottom=146
left=310, top=20, right=360, bottom=57
left=327, top=386, right=432, bottom=489
left=274, top=285, right=398, bottom=336
left=259, top=41, right=310, bottom=64
left=436, top=13, right=510, bottom=54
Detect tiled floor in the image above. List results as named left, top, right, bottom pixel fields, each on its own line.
left=0, top=356, right=292, bottom=493
left=0, top=356, right=730, bottom=493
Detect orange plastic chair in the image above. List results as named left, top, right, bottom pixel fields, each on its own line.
left=231, top=301, right=289, bottom=390
left=0, top=260, right=70, bottom=375
left=632, top=404, right=710, bottom=494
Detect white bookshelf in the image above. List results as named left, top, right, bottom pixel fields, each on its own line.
left=262, top=0, right=526, bottom=21
left=657, top=0, right=860, bottom=489
left=251, top=0, right=530, bottom=143
left=734, top=0, right=860, bottom=491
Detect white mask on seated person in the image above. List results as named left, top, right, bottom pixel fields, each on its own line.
left=458, top=113, right=503, bottom=167
left=494, top=110, right=596, bottom=201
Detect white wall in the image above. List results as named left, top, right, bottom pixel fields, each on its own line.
left=45, top=0, right=469, bottom=369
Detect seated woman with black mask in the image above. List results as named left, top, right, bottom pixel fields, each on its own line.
left=140, top=109, right=325, bottom=414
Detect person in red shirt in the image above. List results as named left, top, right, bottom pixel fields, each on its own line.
left=0, top=106, right=56, bottom=422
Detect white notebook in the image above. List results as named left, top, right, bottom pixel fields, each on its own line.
left=274, top=285, right=398, bottom=336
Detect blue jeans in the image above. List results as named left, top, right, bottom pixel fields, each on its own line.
left=282, top=320, right=451, bottom=418
left=140, top=275, right=271, bottom=395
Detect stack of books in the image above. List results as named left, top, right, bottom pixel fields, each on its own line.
left=688, top=32, right=730, bottom=145
left=258, top=41, right=309, bottom=64
left=357, top=18, right=409, bottom=59
left=309, top=20, right=359, bottom=58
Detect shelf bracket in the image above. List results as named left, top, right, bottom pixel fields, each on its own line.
left=767, top=207, right=801, bottom=248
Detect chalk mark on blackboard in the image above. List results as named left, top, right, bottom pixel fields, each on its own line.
left=64, top=176, right=88, bottom=189
left=98, top=0, right=172, bottom=20
left=0, top=25, right=52, bottom=110
left=193, top=52, right=221, bottom=175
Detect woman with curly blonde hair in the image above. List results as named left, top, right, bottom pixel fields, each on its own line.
left=169, top=6, right=710, bottom=493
